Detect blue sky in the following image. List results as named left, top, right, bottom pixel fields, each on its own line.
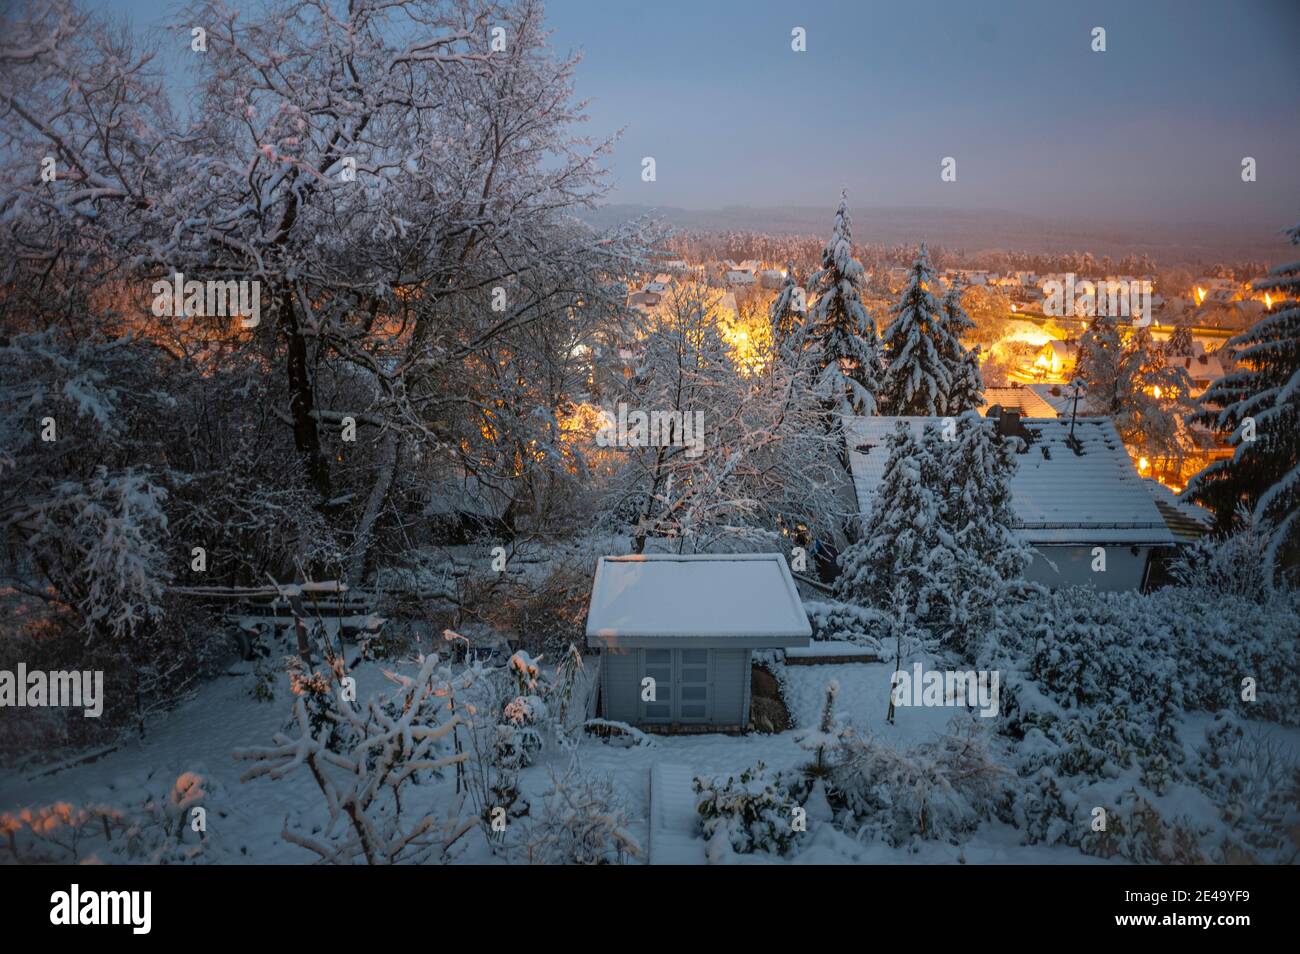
left=89, top=0, right=1300, bottom=228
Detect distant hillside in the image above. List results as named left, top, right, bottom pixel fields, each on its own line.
left=578, top=204, right=1291, bottom=266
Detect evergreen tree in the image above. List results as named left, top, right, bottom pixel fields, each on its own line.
left=880, top=245, right=952, bottom=415
left=768, top=262, right=805, bottom=347
left=1188, top=221, right=1300, bottom=574
left=940, top=282, right=986, bottom=414
left=807, top=193, right=882, bottom=416
left=836, top=415, right=1029, bottom=653
left=943, top=412, right=1032, bottom=591
left=835, top=421, right=949, bottom=621
left=1164, top=321, right=1195, bottom=358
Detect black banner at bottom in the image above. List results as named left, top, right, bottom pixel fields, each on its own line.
left=4, top=863, right=1283, bottom=940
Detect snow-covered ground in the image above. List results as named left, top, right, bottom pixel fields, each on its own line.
left=8, top=651, right=1243, bottom=865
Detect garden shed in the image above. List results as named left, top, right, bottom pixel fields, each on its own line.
left=585, top=553, right=811, bottom=731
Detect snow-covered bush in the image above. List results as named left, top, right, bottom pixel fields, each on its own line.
left=1191, top=712, right=1300, bottom=863
left=0, top=771, right=230, bottom=865
left=1169, top=509, right=1276, bottom=603
left=515, top=764, right=640, bottom=865
left=694, top=763, right=802, bottom=856
left=795, top=680, right=844, bottom=778
left=829, top=718, right=1008, bottom=848
left=236, top=653, right=477, bottom=865
left=1079, top=790, right=1208, bottom=864
left=803, top=599, right=888, bottom=654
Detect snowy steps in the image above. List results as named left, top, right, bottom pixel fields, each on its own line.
left=647, top=762, right=706, bottom=865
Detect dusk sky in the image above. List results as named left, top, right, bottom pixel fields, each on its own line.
left=92, top=0, right=1300, bottom=229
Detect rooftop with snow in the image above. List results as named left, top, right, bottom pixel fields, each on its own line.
left=585, top=553, right=812, bottom=649
left=843, top=415, right=1178, bottom=547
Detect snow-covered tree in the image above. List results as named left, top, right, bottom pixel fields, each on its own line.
left=605, top=279, right=842, bottom=553
left=768, top=262, right=805, bottom=347
left=806, top=194, right=881, bottom=416
left=836, top=414, right=1028, bottom=652
left=940, top=282, right=986, bottom=414
left=880, top=245, right=953, bottom=415
left=835, top=421, right=949, bottom=621
left=1164, top=322, right=1195, bottom=358
left=1076, top=318, right=1194, bottom=474
left=1188, top=221, right=1300, bottom=575
left=236, top=651, right=478, bottom=865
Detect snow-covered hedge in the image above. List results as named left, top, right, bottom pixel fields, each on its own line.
left=803, top=599, right=888, bottom=653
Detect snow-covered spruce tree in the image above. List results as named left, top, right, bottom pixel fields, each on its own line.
left=768, top=262, right=806, bottom=348
left=807, top=193, right=882, bottom=416
left=1076, top=317, right=1195, bottom=475
left=939, top=283, right=986, bottom=414
left=1164, top=321, right=1195, bottom=358
left=936, top=413, right=1034, bottom=656
left=1188, top=221, right=1300, bottom=576
left=835, top=421, right=950, bottom=624
left=836, top=415, right=1029, bottom=656
left=880, top=245, right=953, bottom=415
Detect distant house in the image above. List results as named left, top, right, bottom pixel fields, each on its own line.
left=586, top=554, right=811, bottom=731
left=1034, top=339, right=1078, bottom=378
left=724, top=269, right=757, bottom=287
left=758, top=268, right=787, bottom=289
left=1165, top=344, right=1225, bottom=394
left=627, top=290, right=661, bottom=313
left=981, top=386, right=1059, bottom=419
left=643, top=274, right=673, bottom=294
left=841, top=414, right=1177, bottom=591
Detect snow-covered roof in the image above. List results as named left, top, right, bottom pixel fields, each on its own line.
left=843, top=416, right=1177, bottom=546
left=981, top=386, right=1059, bottom=419
left=585, top=553, right=811, bottom=649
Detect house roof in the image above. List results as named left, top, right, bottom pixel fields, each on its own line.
left=585, top=553, right=812, bottom=649
left=1144, top=479, right=1215, bottom=543
left=982, top=386, right=1059, bottom=419
left=842, top=416, right=1177, bottom=547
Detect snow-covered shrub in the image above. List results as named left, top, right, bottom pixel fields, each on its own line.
left=828, top=718, right=1008, bottom=848
left=492, top=563, right=591, bottom=659
left=515, top=764, right=640, bottom=864
left=1191, top=712, right=1300, bottom=863
left=284, top=652, right=361, bottom=754
left=1079, top=790, right=1208, bottom=864
left=694, top=763, right=801, bottom=856
left=0, top=771, right=230, bottom=865
left=236, top=653, right=477, bottom=865
left=581, top=719, right=656, bottom=747
left=249, top=657, right=279, bottom=701
left=802, top=599, right=887, bottom=654
left=795, top=679, right=844, bottom=778
left=1157, top=588, right=1300, bottom=724
left=1169, top=510, right=1275, bottom=603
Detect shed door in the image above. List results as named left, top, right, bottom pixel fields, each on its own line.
left=637, top=649, right=712, bottom=724
left=676, top=649, right=712, bottom=723
left=639, top=649, right=674, bottom=723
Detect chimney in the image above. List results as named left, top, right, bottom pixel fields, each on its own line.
left=991, top=407, right=1033, bottom=447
